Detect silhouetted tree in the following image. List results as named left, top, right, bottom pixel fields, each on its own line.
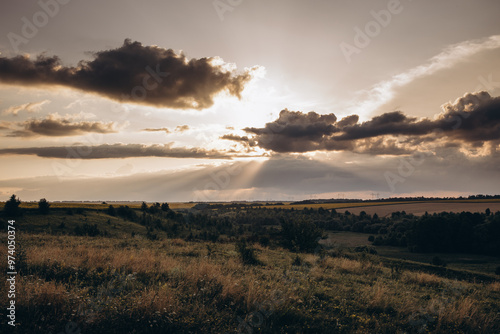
left=141, top=202, right=148, bottom=212
left=38, top=198, right=50, bottom=214
left=281, top=218, right=323, bottom=252
left=106, top=205, right=116, bottom=216
left=161, top=203, right=170, bottom=212
left=4, top=194, right=21, bottom=217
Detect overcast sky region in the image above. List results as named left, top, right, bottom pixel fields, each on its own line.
left=0, top=0, right=499, bottom=201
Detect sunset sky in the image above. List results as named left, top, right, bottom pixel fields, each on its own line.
left=0, top=0, right=499, bottom=201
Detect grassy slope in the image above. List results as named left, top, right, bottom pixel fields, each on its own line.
left=0, top=209, right=499, bottom=333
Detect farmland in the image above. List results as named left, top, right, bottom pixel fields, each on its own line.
left=334, top=201, right=500, bottom=217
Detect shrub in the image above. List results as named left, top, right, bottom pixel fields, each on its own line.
left=38, top=198, right=50, bottom=214
left=354, top=245, right=378, bottom=255
left=431, top=256, right=446, bottom=267
left=74, top=223, right=100, bottom=237
left=236, top=240, right=260, bottom=265
left=292, top=255, right=302, bottom=266
left=107, top=205, right=116, bottom=216
left=368, top=235, right=375, bottom=242
left=281, top=219, right=322, bottom=252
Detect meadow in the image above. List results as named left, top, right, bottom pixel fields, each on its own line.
left=0, top=199, right=499, bottom=333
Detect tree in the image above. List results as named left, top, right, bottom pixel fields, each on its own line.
left=141, top=202, right=148, bottom=212
left=38, top=198, right=50, bottom=214
left=281, top=218, right=323, bottom=252
left=4, top=194, right=21, bottom=217
left=106, top=205, right=116, bottom=216
left=486, top=208, right=491, bottom=216
left=161, top=203, right=170, bottom=212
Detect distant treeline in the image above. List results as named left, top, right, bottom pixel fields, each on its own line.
left=183, top=206, right=500, bottom=256
left=2, top=194, right=499, bottom=256
left=289, top=194, right=500, bottom=205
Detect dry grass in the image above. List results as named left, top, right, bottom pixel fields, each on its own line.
left=5, top=233, right=499, bottom=334
left=489, top=281, right=500, bottom=292
left=402, top=271, right=444, bottom=287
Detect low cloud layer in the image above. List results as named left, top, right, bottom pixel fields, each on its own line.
left=0, top=143, right=230, bottom=159
left=5, top=115, right=117, bottom=137
left=0, top=39, right=255, bottom=109
left=224, top=92, right=500, bottom=155
left=142, top=125, right=190, bottom=134
left=3, top=100, right=50, bottom=116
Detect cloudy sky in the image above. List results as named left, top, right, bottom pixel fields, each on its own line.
left=0, top=0, right=499, bottom=201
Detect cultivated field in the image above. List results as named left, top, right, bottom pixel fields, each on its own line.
left=335, top=202, right=500, bottom=217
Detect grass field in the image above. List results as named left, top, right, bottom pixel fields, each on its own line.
left=2, top=199, right=499, bottom=213
left=323, top=231, right=500, bottom=276
left=1, top=202, right=499, bottom=333
left=334, top=202, right=500, bottom=217
left=0, top=202, right=197, bottom=210
left=1, top=232, right=499, bottom=333
left=257, top=199, right=500, bottom=211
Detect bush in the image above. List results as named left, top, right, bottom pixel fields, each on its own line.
left=431, top=256, right=446, bottom=267
left=74, top=223, right=100, bottom=237
left=281, top=219, right=322, bottom=252
left=106, top=205, right=116, bottom=216
left=236, top=240, right=260, bottom=265
left=116, top=206, right=138, bottom=221
left=354, top=245, right=378, bottom=255
left=368, top=235, right=375, bottom=242
left=38, top=198, right=50, bottom=214
left=259, top=236, right=270, bottom=247
left=292, top=255, right=302, bottom=266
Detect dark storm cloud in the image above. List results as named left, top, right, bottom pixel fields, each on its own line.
left=6, top=116, right=116, bottom=137
left=0, top=39, right=254, bottom=109
left=223, top=92, right=500, bottom=154
left=0, top=143, right=231, bottom=159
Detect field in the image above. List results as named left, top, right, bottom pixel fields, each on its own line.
left=323, top=232, right=500, bottom=276
left=1, top=201, right=499, bottom=333
left=0, top=202, right=197, bottom=210
left=334, top=202, right=500, bottom=217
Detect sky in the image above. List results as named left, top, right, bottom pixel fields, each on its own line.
left=0, top=0, right=499, bottom=202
